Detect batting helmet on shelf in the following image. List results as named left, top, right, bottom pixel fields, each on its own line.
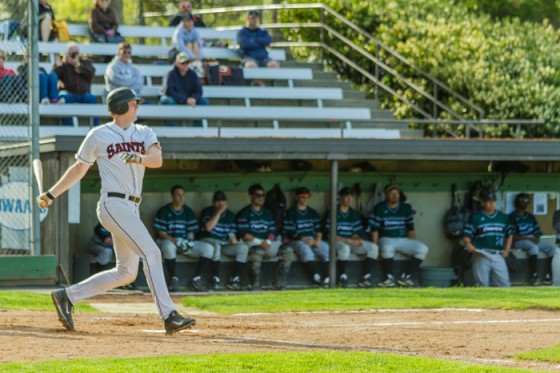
left=107, top=87, right=144, bottom=115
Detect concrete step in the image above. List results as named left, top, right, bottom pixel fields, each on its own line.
left=281, top=61, right=324, bottom=71
left=351, top=120, right=409, bottom=130
left=323, top=99, right=381, bottom=110
left=311, top=71, right=340, bottom=81
left=398, top=128, right=425, bottom=138
left=343, top=90, right=366, bottom=100
left=294, top=80, right=353, bottom=89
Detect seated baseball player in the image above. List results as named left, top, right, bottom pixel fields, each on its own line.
left=88, top=221, right=114, bottom=273
left=325, top=187, right=379, bottom=288
left=464, top=188, right=513, bottom=287
left=509, top=193, right=556, bottom=285
left=284, top=187, right=330, bottom=287
left=154, top=185, right=213, bottom=292
left=200, top=191, right=249, bottom=291
left=369, top=184, right=429, bottom=288
left=237, top=184, right=295, bottom=290
left=159, top=52, right=208, bottom=127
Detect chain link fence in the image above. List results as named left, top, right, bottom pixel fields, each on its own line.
left=0, top=1, right=39, bottom=254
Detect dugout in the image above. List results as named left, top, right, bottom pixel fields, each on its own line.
left=22, top=136, right=560, bottom=287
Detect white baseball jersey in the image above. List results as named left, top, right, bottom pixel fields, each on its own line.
left=75, top=122, right=159, bottom=197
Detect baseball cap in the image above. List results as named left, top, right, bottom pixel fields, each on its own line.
left=181, top=12, right=194, bottom=21
left=480, top=188, right=497, bottom=201
left=338, top=187, right=353, bottom=196
left=176, top=52, right=191, bottom=63
left=515, top=193, right=530, bottom=203
left=384, top=184, right=400, bottom=194
left=213, top=191, right=227, bottom=202
left=295, top=187, right=311, bottom=197
left=247, top=10, right=260, bottom=17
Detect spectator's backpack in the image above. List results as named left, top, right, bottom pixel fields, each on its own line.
left=206, top=63, right=244, bottom=86
left=265, top=184, right=287, bottom=233
left=443, top=184, right=466, bottom=239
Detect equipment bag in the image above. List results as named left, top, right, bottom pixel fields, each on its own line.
left=265, top=184, right=287, bottom=233
left=206, top=64, right=244, bottom=86
left=52, top=20, right=70, bottom=42
left=443, top=184, right=466, bottom=239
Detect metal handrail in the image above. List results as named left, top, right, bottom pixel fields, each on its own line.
left=145, top=3, right=485, bottom=121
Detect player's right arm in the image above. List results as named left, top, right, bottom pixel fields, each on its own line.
left=463, top=237, right=477, bottom=254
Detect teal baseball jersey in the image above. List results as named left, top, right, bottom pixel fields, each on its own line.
left=508, top=211, right=542, bottom=237
left=368, top=202, right=415, bottom=238
left=284, top=205, right=321, bottom=239
left=236, top=205, right=276, bottom=240
left=200, top=206, right=237, bottom=241
left=153, top=203, right=199, bottom=239
left=465, top=210, right=513, bottom=251
left=324, top=206, right=364, bottom=238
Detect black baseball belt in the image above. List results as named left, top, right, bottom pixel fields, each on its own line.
left=107, top=192, right=141, bottom=203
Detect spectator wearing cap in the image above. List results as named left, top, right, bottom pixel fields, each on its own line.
left=170, top=12, right=203, bottom=62
left=509, top=193, right=555, bottom=285
left=237, top=10, right=280, bottom=86
left=159, top=52, right=209, bottom=126
left=53, top=42, right=99, bottom=126
left=284, top=187, right=330, bottom=287
left=200, top=191, right=249, bottom=291
left=105, top=43, right=144, bottom=96
left=464, top=188, right=513, bottom=287
left=368, top=184, right=429, bottom=288
left=325, top=187, right=379, bottom=288
left=169, top=1, right=206, bottom=28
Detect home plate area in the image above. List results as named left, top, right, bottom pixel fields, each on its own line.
left=1, top=294, right=560, bottom=371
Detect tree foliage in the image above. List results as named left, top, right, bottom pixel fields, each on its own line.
left=283, top=0, right=560, bottom=137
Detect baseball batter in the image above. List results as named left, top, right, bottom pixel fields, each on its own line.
left=37, top=87, right=195, bottom=335
left=464, top=188, right=513, bottom=287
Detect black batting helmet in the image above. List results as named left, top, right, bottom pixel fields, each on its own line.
left=107, top=87, right=144, bottom=115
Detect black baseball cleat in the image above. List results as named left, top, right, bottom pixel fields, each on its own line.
left=51, top=289, right=75, bottom=331
left=164, top=311, right=196, bottom=335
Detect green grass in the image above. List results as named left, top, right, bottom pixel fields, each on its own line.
left=517, top=344, right=560, bottom=363
left=183, top=287, right=560, bottom=315
left=0, top=292, right=95, bottom=311
left=0, top=352, right=532, bottom=372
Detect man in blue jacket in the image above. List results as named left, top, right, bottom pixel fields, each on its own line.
left=237, top=10, right=279, bottom=85
left=159, top=52, right=208, bottom=126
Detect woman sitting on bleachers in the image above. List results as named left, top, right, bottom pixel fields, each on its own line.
left=88, top=0, right=123, bottom=44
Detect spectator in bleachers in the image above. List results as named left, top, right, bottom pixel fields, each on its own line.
left=159, top=52, right=208, bottom=127
left=201, top=191, right=249, bottom=291
left=325, top=187, right=379, bottom=288
left=39, top=0, right=57, bottom=42
left=237, top=184, right=294, bottom=290
left=237, top=10, right=279, bottom=86
left=284, top=187, right=330, bottom=288
left=105, top=42, right=144, bottom=97
left=88, top=222, right=114, bottom=272
left=369, top=184, right=429, bottom=288
left=154, top=185, right=214, bottom=292
left=0, top=50, right=26, bottom=102
left=53, top=42, right=99, bottom=126
left=17, top=50, right=63, bottom=105
left=169, top=1, right=206, bottom=28
left=509, top=193, right=555, bottom=285
left=88, top=0, right=123, bottom=44
left=170, top=13, right=204, bottom=62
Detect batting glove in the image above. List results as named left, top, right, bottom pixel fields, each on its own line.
left=119, top=152, right=142, bottom=164
left=36, top=192, right=54, bottom=208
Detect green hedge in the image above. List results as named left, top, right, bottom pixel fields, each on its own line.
left=282, top=0, right=560, bottom=137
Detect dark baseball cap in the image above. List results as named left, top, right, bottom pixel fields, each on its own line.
left=295, top=187, right=310, bottom=197
left=480, top=188, right=497, bottom=201
left=247, top=10, right=260, bottom=17
left=384, top=183, right=400, bottom=194
left=213, top=191, right=227, bottom=201
left=338, top=187, right=353, bottom=196
left=182, top=12, right=194, bottom=21
left=515, top=192, right=530, bottom=204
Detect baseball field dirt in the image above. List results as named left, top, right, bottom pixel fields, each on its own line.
left=1, top=293, right=560, bottom=371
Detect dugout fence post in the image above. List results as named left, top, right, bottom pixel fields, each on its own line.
left=29, top=0, right=41, bottom=256
left=328, top=159, right=338, bottom=288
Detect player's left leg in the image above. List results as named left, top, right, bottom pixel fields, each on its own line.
left=312, top=241, right=330, bottom=287
left=351, top=240, right=378, bottom=287
left=335, top=241, right=350, bottom=287
left=222, top=243, right=249, bottom=290
left=395, top=238, right=428, bottom=287
left=489, top=253, right=511, bottom=287
left=538, top=240, right=557, bottom=284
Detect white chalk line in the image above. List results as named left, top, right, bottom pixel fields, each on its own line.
left=141, top=329, right=200, bottom=334
left=302, top=318, right=560, bottom=327
left=233, top=308, right=485, bottom=316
